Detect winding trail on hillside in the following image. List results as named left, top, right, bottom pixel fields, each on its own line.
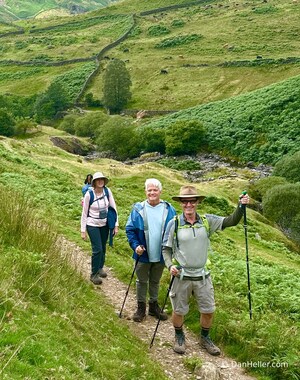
left=62, top=237, right=256, bottom=380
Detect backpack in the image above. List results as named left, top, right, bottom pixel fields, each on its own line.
left=174, top=214, right=210, bottom=249
left=88, top=187, right=117, bottom=247
left=81, top=184, right=92, bottom=206
left=82, top=183, right=92, bottom=197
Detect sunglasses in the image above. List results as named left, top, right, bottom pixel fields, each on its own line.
left=180, top=199, right=198, bottom=205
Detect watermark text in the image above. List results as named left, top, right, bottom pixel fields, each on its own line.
left=221, top=360, right=289, bottom=369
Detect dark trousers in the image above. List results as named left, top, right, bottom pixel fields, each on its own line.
left=135, top=261, right=165, bottom=303
left=87, top=225, right=109, bottom=275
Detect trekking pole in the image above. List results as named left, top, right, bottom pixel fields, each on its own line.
left=241, top=190, right=252, bottom=320
left=149, top=268, right=180, bottom=348
left=119, top=256, right=140, bottom=318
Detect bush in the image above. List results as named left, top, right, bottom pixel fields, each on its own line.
left=85, top=93, right=102, bottom=107
left=15, top=119, right=37, bottom=135
left=34, top=82, right=69, bottom=123
left=139, top=126, right=166, bottom=154
left=272, top=151, right=300, bottom=183
left=249, top=176, right=288, bottom=202
left=290, top=213, right=300, bottom=244
left=147, top=25, right=170, bottom=36
left=96, top=116, right=140, bottom=160
left=202, top=196, right=234, bottom=215
left=0, top=108, right=16, bottom=137
left=171, top=19, right=185, bottom=28
left=155, top=34, right=202, bottom=48
left=74, top=111, right=109, bottom=138
left=157, top=157, right=202, bottom=171
left=59, top=114, right=79, bottom=135
left=165, top=120, right=206, bottom=156
left=262, top=183, right=300, bottom=242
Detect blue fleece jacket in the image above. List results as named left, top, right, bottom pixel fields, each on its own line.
left=125, top=200, right=176, bottom=263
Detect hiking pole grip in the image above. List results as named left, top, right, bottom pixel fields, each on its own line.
left=119, top=256, right=140, bottom=318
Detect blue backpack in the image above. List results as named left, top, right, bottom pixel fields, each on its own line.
left=88, top=187, right=117, bottom=247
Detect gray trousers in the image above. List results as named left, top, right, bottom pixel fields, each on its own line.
left=135, top=261, right=165, bottom=303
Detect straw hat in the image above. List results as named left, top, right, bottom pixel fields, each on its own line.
left=172, top=185, right=205, bottom=202
left=92, top=172, right=109, bottom=186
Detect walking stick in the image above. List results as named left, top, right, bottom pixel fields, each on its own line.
left=242, top=191, right=252, bottom=319
left=119, top=256, right=140, bottom=318
left=149, top=274, right=176, bottom=348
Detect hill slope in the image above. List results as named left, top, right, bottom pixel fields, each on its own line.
left=139, top=74, right=300, bottom=165
left=0, top=0, right=118, bottom=21
left=0, top=0, right=299, bottom=111
left=0, top=128, right=299, bottom=379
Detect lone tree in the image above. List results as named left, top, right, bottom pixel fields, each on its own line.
left=102, top=59, right=132, bottom=114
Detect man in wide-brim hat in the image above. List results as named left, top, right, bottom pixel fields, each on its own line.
left=162, top=185, right=249, bottom=356
left=171, top=185, right=206, bottom=203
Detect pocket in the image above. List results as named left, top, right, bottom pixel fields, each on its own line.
left=99, top=209, right=108, bottom=219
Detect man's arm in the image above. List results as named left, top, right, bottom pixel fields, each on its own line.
left=222, top=194, right=250, bottom=229
left=162, top=246, right=173, bottom=270
left=162, top=218, right=175, bottom=269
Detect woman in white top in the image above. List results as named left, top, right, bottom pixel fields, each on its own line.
left=81, top=172, right=118, bottom=285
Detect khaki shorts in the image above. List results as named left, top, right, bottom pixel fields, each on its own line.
left=169, top=276, right=215, bottom=315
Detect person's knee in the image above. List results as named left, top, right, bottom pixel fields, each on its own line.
left=172, top=312, right=184, bottom=326
left=200, top=312, right=214, bottom=326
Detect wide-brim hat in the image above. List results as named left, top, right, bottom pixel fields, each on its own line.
left=92, top=171, right=109, bottom=186
left=172, top=185, right=206, bottom=202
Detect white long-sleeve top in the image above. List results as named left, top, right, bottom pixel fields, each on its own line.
left=81, top=187, right=118, bottom=232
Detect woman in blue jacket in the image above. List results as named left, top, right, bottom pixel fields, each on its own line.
left=126, top=178, right=176, bottom=322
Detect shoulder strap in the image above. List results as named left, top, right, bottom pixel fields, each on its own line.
left=87, top=190, right=94, bottom=217
left=200, top=215, right=210, bottom=237
left=104, top=186, right=109, bottom=201
left=88, top=189, right=94, bottom=206
left=174, top=215, right=179, bottom=248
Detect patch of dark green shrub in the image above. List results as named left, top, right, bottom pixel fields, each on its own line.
left=202, top=196, right=234, bottom=215
left=171, top=19, right=185, bottom=28
left=157, top=158, right=202, bottom=171
left=253, top=5, right=277, bottom=14
left=249, top=176, right=288, bottom=202
left=147, top=25, right=170, bottom=36
left=165, top=120, right=206, bottom=156
left=272, top=151, right=300, bottom=183
left=155, top=34, right=202, bottom=48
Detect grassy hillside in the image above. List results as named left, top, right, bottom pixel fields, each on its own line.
left=0, top=196, right=167, bottom=380
left=139, top=74, right=300, bottom=165
left=0, top=128, right=299, bottom=379
left=0, top=0, right=118, bottom=21
left=94, top=0, right=300, bottom=110
left=0, top=0, right=299, bottom=111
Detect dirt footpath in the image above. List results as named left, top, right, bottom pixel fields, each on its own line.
left=64, top=238, right=256, bottom=380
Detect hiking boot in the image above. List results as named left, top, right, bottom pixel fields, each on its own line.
left=200, top=335, right=221, bottom=356
left=174, top=332, right=186, bottom=354
left=90, top=274, right=102, bottom=285
left=132, top=302, right=146, bottom=322
left=98, top=268, right=107, bottom=278
left=148, top=301, right=168, bottom=321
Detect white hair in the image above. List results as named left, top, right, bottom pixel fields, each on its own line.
left=145, top=178, right=162, bottom=191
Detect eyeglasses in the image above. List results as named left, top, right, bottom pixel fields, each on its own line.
left=180, top=199, right=198, bottom=205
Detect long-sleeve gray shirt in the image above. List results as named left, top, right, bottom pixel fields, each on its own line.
left=162, top=204, right=244, bottom=277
